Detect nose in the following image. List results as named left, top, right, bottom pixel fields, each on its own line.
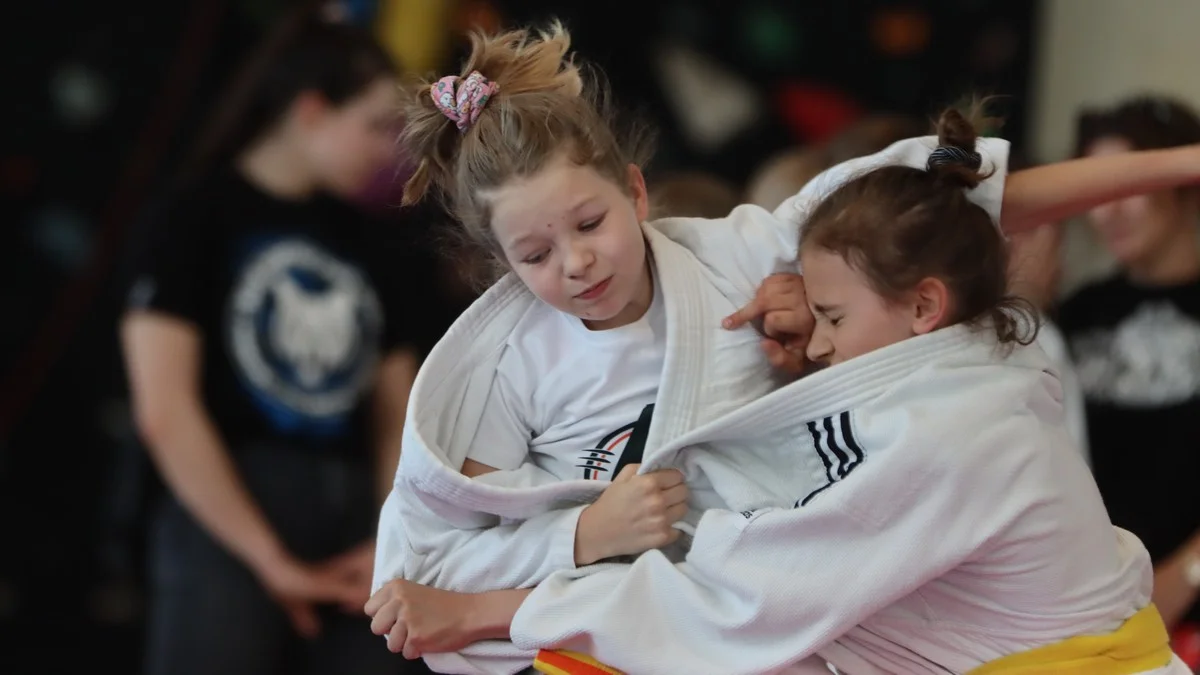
left=562, top=240, right=595, bottom=278
left=806, top=325, right=833, bottom=364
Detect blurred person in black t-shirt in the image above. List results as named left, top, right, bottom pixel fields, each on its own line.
left=1058, top=96, right=1200, bottom=640
left=119, top=5, right=436, bottom=674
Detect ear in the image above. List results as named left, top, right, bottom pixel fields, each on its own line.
left=909, top=277, right=950, bottom=335
left=290, top=90, right=332, bottom=131
left=627, top=163, right=650, bottom=222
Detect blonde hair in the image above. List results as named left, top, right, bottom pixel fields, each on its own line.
left=399, top=22, right=654, bottom=262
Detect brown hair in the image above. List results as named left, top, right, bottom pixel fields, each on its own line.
left=398, top=22, right=654, bottom=266
left=185, top=2, right=396, bottom=181
left=1075, top=95, right=1200, bottom=204
left=799, top=105, right=1037, bottom=348
left=1075, top=95, right=1200, bottom=157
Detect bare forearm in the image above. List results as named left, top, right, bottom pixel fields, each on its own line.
left=465, top=588, right=534, bottom=642
left=373, top=349, right=417, bottom=506
left=375, top=433, right=402, bottom=506
left=1002, top=145, right=1200, bottom=234
left=142, top=407, right=286, bottom=574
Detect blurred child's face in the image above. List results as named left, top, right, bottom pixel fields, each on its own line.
left=487, top=153, right=652, bottom=330
left=800, top=247, right=922, bottom=366
left=304, top=77, right=401, bottom=197
left=1085, top=136, right=1197, bottom=272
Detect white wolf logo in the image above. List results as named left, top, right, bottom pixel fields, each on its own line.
left=270, top=275, right=360, bottom=387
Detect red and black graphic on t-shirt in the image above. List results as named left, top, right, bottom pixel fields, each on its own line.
left=576, top=404, right=655, bottom=480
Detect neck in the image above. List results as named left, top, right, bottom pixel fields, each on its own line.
left=1127, top=226, right=1200, bottom=287
left=237, top=132, right=318, bottom=200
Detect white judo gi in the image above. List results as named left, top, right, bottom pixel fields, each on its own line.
left=512, top=325, right=1182, bottom=675
left=373, top=137, right=1179, bottom=674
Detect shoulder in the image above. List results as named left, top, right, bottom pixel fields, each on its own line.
left=170, top=171, right=247, bottom=216
left=896, top=353, right=1054, bottom=465
left=646, top=206, right=801, bottom=284
left=1056, top=274, right=1129, bottom=331
left=1062, top=274, right=1127, bottom=307
left=138, top=172, right=247, bottom=242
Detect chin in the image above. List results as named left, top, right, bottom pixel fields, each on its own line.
left=581, top=304, right=622, bottom=323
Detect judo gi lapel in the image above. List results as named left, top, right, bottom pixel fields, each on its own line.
left=640, top=225, right=717, bottom=453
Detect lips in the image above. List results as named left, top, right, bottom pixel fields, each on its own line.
left=576, top=277, right=612, bottom=301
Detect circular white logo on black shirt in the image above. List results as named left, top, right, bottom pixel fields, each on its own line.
left=227, top=238, right=382, bottom=430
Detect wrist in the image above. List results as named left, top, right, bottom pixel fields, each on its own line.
left=573, top=505, right=605, bottom=566
left=466, top=589, right=530, bottom=642
left=244, top=536, right=290, bottom=578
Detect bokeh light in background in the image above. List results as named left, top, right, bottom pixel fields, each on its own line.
left=870, top=6, right=932, bottom=58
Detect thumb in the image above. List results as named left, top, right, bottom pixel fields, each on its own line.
left=762, top=339, right=806, bottom=375
left=613, top=464, right=640, bottom=482
left=722, top=295, right=764, bottom=330
left=307, top=569, right=368, bottom=606
left=285, top=601, right=322, bottom=640
left=340, top=584, right=371, bottom=615
left=333, top=576, right=370, bottom=607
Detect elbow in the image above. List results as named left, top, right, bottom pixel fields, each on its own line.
left=131, top=393, right=196, bottom=452
left=132, top=399, right=171, bottom=450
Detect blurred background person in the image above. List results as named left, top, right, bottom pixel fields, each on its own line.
left=649, top=170, right=741, bottom=219
left=744, top=113, right=926, bottom=212
left=118, top=5, right=435, bottom=674
left=1057, top=96, right=1200, bottom=638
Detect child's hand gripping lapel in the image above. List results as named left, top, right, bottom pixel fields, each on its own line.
left=573, top=464, right=689, bottom=565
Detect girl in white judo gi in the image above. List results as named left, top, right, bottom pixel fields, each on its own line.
left=368, top=21, right=1200, bottom=675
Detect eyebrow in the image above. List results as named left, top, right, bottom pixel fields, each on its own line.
left=812, top=303, right=840, bottom=315
left=506, top=198, right=602, bottom=249
left=568, top=196, right=600, bottom=215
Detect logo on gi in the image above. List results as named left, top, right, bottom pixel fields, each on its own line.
left=228, top=238, right=382, bottom=429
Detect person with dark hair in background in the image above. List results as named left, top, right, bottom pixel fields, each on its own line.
left=119, top=4, right=435, bottom=674
left=1058, top=96, right=1200, bottom=651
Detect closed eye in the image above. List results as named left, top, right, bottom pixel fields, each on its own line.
left=522, top=250, right=550, bottom=265
left=579, top=217, right=603, bottom=232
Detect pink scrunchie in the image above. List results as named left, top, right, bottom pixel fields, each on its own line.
left=430, top=70, right=499, bottom=132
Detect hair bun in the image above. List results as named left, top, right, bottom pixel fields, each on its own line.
left=926, top=145, right=982, bottom=171
left=929, top=104, right=990, bottom=191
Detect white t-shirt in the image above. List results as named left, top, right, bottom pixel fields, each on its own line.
left=466, top=273, right=667, bottom=482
